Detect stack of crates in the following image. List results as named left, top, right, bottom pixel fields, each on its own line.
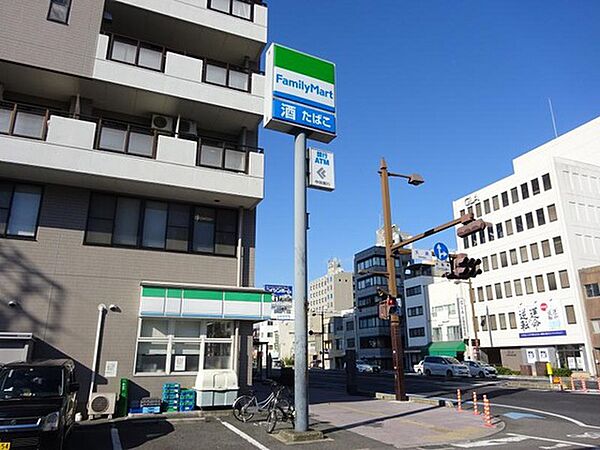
left=178, top=389, right=196, bottom=412
left=140, top=397, right=162, bottom=414
left=161, top=383, right=180, bottom=413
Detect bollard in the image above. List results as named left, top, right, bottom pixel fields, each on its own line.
left=482, top=394, right=493, bottom=428
left=582, top=378, right=588, bottom=392
left=457, top=389, right=462, bottom=412
left=472, top=391, right=479, bottom=415
left=570, top=376, right=575, bottom=391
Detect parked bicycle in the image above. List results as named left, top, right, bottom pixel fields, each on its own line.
left=266, top=403, right=295, bottom=433
left=232, top=381, right=292, bottom=423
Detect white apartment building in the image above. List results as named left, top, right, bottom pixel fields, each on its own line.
left=308, top=258, right=354, bottom=313
left=253, top=320, right=294, bottom=363
left=453, top=116, right=600, bottom=375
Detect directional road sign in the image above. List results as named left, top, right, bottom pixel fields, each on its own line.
left=433, top=242, right=449, bottom=261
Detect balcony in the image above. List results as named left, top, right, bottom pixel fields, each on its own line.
left=93, top=34, right=265, bottom=120
left=0, top=102, right=264, bottom=208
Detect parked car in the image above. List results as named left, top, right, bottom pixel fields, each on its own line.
left=464, top=360, right=498, bottom=378
left=356, top=360, right=381, bottom=373
left=413, top=360, right=424, bottom=374
left=422, top=356, right=470, bottom=378
left=0, top=359, right=79, bottom=450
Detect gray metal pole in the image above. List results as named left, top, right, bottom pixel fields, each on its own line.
left=294, top=131, right=308, bottom=432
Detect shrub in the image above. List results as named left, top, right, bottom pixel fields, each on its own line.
left=552, top=367, right=572, bottom=378
left=495, top=366, right=520, bottom=375
left=281, top=356, right=295, bottom=367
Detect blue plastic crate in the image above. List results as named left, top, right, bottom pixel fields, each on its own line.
left=142, top=406, right=161, bottom=414
left=179, top=405, right=195, bottom=412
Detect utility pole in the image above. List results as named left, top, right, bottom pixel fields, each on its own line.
left=468, top=278, right=480, bottom=360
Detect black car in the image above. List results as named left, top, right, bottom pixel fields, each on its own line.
left=0, top=359, right=79, bottom=450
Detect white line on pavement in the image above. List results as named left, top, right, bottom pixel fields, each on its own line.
left=218, top=418, right=271, bottom=450
left=110, top=426, right=123, bottom=450
left=505, top=433, right=598, bottom=448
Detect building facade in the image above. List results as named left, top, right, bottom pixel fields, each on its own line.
left=577, top=266, right=600, bottom=375
left=308, top=258, right=354, bottom=313
left=453, top=117, right=600, bottom=375
left=0, top=0, right=270, bottom=406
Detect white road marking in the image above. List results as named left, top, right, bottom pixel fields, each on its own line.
left=506, top=433, right=597, bottom=448
left=539, top=444, right=571, bottom=449
left=110, top=426, right=123, bottom=450
left=566, top=431, right=600, bottom=439
left=452, top=435, right=529, bottom=447
left=218, top=418, right=271, bottom=450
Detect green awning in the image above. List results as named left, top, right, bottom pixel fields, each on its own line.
left=428, top=341, right=466, bottom=357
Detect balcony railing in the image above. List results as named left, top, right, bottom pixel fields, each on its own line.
left=207, top=0, right=263, bottom=21
left=0, top=100, right=263, bottom=174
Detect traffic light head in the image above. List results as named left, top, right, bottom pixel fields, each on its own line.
left=457, top=219, right=491, bottom=238
left=445, top=253, right=482, bottom=280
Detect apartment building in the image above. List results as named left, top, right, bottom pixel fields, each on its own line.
left=308, top=258, right=354, bottom=314
left=0, top=0, right=270, bottom=406
left=453, top=117, right=600, bottom=375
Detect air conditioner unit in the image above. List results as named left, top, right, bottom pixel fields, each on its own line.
left=88, top=393, right=117, bottom=418
left=151, top=114, right=174, bottom=133
left=178, top=119, right=198, bottom=137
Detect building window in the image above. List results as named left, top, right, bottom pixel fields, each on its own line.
left=471, top=233, right=477, bottom=247
left=477, top=287, right=484, bottom=302
left=357, top=276, right=388, bottom=290
left=500, top=252, right=508, bottom=268
left=559, top=270, right=570, bottom=288
left=547, top=272, right=557, bottom=291
left=208, top=0, right=254, bottom=20
left=481, top=316, right=488, bottom=331
left=460, top=209, right=465, bottom=217
left=482, top=257, right=489, bottom=272
left=484, top=199, right=491, bottom=214
left=346, top=338, right=355, bottom=348
left=499, top=313, right=507, bottom=330
left=409, top=327, right=426, bottom=338
left=204, top=62, right=251, bottom=92
left=0, top=182, right=43, bottom=239
left=47, top=0, right=71, bottom=24
left=531, top=178, right=541, bottom=195
left=535, top=275, right=545, bottom=293
left=511, top=187, right=519, bottom=203
left=508, top=312, right=517, bottom=329
left=475, top=203, right=482, bottom=217
left=488, top=226, right=495, bottom=242
left=514, top=279, right=523, bottom=296
left=496, top=223, right=504, bottom=239
left=407, top=306, right=424, bottom=317
left=489, top=315, right=498, bottom=331
left=548, top=204, right=558, bottom=222
left=519, top=246, right=528, bottom=263
left=505, top=219, right=514, bottom=236
left=359, top=315, right=386, bottom=329
left=485, top=285, right=493, bottom=301
left=565, top=305, right=577, bottom=325
left=406, top=286, right=422, bottom=297
left=501, top=191, right=509, bottom=207
left=515, top=216, right=524, bottom=232
left=536, top=208, right=546, bottom=226
left=345, top=321, right=354, bottom=331
left=541, top=240, right=551, bottom=257
left=494, top=283, right=503, bottom=299
left=491, top=254, right=498, bottom=270
left=542, top=173, right=552, bottom=191
left=463, top=236, right=470, bottom=249
left=553, top=236, right=564, bottom=254
left=530, top=243, right=540, bottom=260
left=525, top=212, right=534, bottom=229
left=504, top=281, right=513, bottom=297
left=492, top=195, right=500, bottom=211
left=478, top=229, right=486, bottom=244
left=585, top=283, right=600, bottom=298
left=432, top=327, right=443, bottom=342
left=447, top=326, right=461, bottom=340
left=524, top=277, right=534, bottom=294
left=110, top=36, right=165, bottom=72
left=521, top=183, right=530, bottom=199
left=591, top=320, right=600, bottom=334
left=509, top=249, right=518, bottom=265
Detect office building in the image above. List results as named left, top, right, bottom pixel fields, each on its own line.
left=308, top=258, right=354, bottom=313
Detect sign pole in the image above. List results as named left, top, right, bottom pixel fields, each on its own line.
left=294, top=131, right=309, bottom=432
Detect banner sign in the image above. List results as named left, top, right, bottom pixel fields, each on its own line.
left=264, top=285, right=293, bottom=320
left=264, top=44, right=337, bottom=143
left=517, top=298, right=566, bottom=338
left=308, top=148, right=335, bottom=191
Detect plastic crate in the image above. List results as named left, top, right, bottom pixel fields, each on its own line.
left=140, top=397, right=162, bottom=407
left=142, top=406, right=161, bottom=414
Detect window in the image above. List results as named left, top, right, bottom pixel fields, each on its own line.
left=565, top=306, right=577, bottom=324
left=345, top=321, right=354, bottom=331
left=489, top=315, right=498, bottom=331
left=501, top=191, right=509, bottom=207
left=505, top=219, right=514, bottom=236
left=406, top=286, right=422, bottom=297
left=530, top=243, right=540, bottom=260
left=548, top=204, right=558, bottom=222
left=359, top=315, right=387, bottom=329
left=482, top=257, right=489, bottom=272
left=407, top=306, right=424, bottom=317
left=521, top=183, right=530, bottom=199
left=409, top=327, right=426, bottom=338
left=481, top=316, right=488, bottom=331
left=519, top=246, right=528, bottom=263
left=478, top=229, right=486, bottom=244
left=484, top=199, right=491, bottom=214
left=485, top=285, right=493, bottom=301
left=536, top=208, right=546, bottom=226
left=585, top=283, right=600, bottom=297
left=471, top=233, right=477, bottom=247
left=514, top=279, right=523, bottom=296
left=542, top=173, right=552, bottom=191
left=494, top=283, right=503, bottom=299
left=499, top=313, right=507, bottom=330
left=113, top=197, right=141, bottom=246
left=198, top=140, right=249, bottom=172
left=447, top=325, right=461, bottom=341
left=524, top=277, right=534, bottom=294
left=110, top=37, right=165, bottom=71
left=477, top=287, right=484, bottom=302
left=491, top=254, right=498, bottom=270
left=204, top=62, right=251, bottom=92
left=508, top=312, right=517, bottom=329
left=553, top=236, right=564, bottom=254
left=208, top=0, right=253, bottom=20
left=531, top=178, right=541, bottom=195
left=541, top=240, right=551, bottom=257
left=463, top=236, right=469, bottom=249
left=346, top=338, right=355, bottom=348
left=525, top=212, right=534, bottom=229
left=459, top=209, right=465, bottom=217
left=535, top=275, right=545, bottom=293
left=468, top=206, right=473, bottom=216
left=360, top=336, right=390, bottom=349
left=515, top=216, right=524, bottom=232
left=431, top=327, right=443, bottom=342
left=559, top=270, right=570, bottom=288
left=592, top=320, right=600, bottom=334
left=0, top=183, right=43, bottom=238
left=488, top=226, right=495, bottom=242
left=142, top=201, right=168, bottom=249
left=511, top=188, right=519, bottom=203
left=492, top=195, right=499, bottom=211
left=509, top=249, right=518, bottom=265
left=98, top=121, right=155, bottom=157
left=167, top=204, right=190, bottom=251
left=500, top=252, right=508, bottom=268
left=496, top=223, right=504, bottom=239
left=47, top=0, right=71, bottom=24
left=504, top=281, right=513, bottom=297
left=547, top=272, right=557, bottom=291
left=475, top=203, right=482, bottom=217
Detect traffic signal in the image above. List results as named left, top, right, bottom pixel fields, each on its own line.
left=445, top=253, right=482, bottom=280
left=457, top=219, right=491, bottom=238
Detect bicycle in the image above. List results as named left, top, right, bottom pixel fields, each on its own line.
left=232, top=381, right=292, bottom=422
left=266, top=403, right=295, bottom=434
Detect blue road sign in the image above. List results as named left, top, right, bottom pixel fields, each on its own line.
left=433, top=242, right=449, bottom=261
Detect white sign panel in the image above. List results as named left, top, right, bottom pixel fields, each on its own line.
left=538, top=348, right=550, bottom=362
left=105, top=360, right=118, bottom=378
left=517, top=298, right=566, bottom=338
left=525, top=349, right=537, bottom=363
left=308, top=148, right=335, bottom=191
left=174, top=355, right=186, bottom=372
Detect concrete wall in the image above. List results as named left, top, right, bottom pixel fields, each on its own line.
left=0, top=183, right=257, bottom=400
left=0, top=0, right=103, bottom=77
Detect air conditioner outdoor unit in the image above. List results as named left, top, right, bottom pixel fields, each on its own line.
left=178, top=119, right=198, bottom=137
left=88, top=393, right=117, bottom=418
left=151, top=114, right=174, bottom=133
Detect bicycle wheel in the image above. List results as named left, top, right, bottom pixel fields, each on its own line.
left=266, top=407, right=283, bottom=434
left=232, top=395, right=255, bottom=422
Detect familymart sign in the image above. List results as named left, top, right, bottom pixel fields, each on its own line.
left=264, top=44, right=337, bottom=143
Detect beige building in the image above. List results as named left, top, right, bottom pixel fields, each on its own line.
left=0, top=0, right=270, bottom=409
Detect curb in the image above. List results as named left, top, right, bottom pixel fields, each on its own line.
left=75, top=409, right=230, bottom=426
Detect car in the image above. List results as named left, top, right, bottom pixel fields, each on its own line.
left=0, top=359, right=79, bottom=450
left=422, top=355, right=470, bottom=378
left=413, top=360, right=424, bottom=374
left=464, top=360, right=498, bottom=378
left=356, top=360, right=381, bottom=373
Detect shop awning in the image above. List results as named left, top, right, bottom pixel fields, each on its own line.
left=428, top=341, right=466, bottom=357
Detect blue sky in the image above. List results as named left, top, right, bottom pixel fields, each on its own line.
left=254, top=0, right=600, bottom=287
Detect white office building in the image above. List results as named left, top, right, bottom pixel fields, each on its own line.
left=308, top=258, right=354, bottom=313
left=452, top=116, right=600, bottom=375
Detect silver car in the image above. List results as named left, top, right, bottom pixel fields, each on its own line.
left=422, top=356, right=470, bottom=378
left=464, top=360, right=498, bottom=378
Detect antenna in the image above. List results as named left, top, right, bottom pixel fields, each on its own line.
left=548, top=98, right=558, bottom=138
